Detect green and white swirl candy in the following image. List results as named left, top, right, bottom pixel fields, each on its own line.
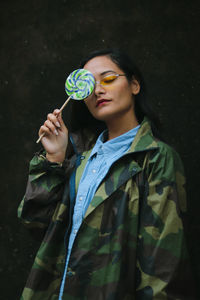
left=65, top=69, right=95, bottom=100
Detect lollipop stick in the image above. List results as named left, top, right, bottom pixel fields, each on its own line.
left=36, top=95, right=72, bottom=144
left=59, top=95, right=72, bottom=112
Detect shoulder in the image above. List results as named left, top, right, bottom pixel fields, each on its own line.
left=150, top=140, right=185, bottom=177
left=146, top=140, right=187, bottom=211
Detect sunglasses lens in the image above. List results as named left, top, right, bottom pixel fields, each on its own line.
left=101, top=75, right=117, bottom=85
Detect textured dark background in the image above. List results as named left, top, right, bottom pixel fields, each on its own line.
left=0, top=0, right=199, bottom=299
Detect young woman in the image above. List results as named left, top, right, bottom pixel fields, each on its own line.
left=18, top=49, right=196, bottom=299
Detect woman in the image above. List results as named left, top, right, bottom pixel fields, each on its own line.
left=18, top=49, right=196, bottom=299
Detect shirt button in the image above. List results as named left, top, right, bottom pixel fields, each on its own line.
left=92, top=169, right=96, bottom=173
left=74, top=229, right=78, bottom=234
left=79, top=196, right=83, bottom=201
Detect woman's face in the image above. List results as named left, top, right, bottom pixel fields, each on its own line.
left=83, top=55, right=140, bottom=124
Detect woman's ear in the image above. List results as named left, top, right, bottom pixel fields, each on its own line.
left=131, top=79, right=140, bottom=95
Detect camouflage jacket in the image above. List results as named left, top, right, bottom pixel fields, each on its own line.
left=18, top=118, right=196, bottom=300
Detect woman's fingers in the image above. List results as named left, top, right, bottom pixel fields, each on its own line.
left=53, top=109, right=60, bottom=115
left=52, top=109, right=68, bottom=135
left=53, top=109, right=66, bottom=130
left=38, top=109, right=68, bottom=139
left=47, top=113, right=61, bottom=129
left=45, top=120, right=59, bottom=135
left=39, top=125, right=51, bottom=136
left=39, top=121, right=58, bottom=137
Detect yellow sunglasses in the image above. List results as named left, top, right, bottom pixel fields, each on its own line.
left=96, top=73, right=126, bottom=86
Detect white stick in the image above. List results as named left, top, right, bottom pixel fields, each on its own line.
left=59, top=95, right=72, bottom=112
left=36, top=95, right=72, bottom=144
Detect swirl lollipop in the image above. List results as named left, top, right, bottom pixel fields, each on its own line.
left=65, top=69, right=95, bottom=100
left=36, top=69, right=95, bottom=143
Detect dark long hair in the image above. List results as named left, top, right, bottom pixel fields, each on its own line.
left=68, top=48, right=161, bottom=139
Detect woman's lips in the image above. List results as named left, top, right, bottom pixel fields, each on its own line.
left=96, top=99, right=111, bottom=107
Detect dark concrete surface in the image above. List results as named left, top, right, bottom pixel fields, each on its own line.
left=0, top=0, right=199, bottom=298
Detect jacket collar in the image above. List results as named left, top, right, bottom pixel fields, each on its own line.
left=83, top=118, right=159, bottom=219
left=70, top=117, right=159, bottom=156
left=127, top=117, right=159, bottom=154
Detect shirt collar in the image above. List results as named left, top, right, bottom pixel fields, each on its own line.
left=89, top=125, right=141, bottom=160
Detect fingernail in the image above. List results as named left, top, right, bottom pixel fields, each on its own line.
left=56, top=122, right=60, bottom=127
left=54, top=129, right=59, bottom=136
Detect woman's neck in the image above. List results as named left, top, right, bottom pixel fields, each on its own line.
left=106, top=113, right=139, bottom=141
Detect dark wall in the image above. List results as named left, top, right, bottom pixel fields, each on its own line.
left=1, top=0, right=199, bottom=298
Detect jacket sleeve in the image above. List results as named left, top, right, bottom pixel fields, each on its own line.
left=18, top=152, right=68, bottom=230
left=136, top=143, right=196, bottom=299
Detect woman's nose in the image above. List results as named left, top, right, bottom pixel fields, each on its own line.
left=94, top=81, right=106, bottom=95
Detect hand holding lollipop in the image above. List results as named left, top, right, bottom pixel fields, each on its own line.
left=36, top=69, right=95, bottom=143
left=36, top=69, right=95, bottom=163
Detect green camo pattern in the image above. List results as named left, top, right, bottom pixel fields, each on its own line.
left=18, top=118, right=196, bottom=299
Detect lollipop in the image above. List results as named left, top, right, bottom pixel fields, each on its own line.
left=65, top=69, right=95, bottom=100
left=36, top=69, right=95, bottom=143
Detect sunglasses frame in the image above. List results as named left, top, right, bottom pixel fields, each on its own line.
left=96, top=73, right=126, bottom=86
